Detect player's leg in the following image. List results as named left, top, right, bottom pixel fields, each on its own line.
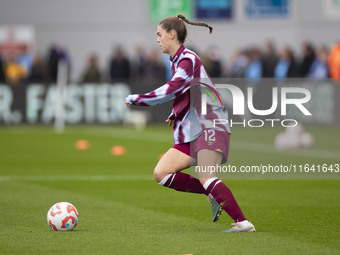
left=195, top=148, right=223, bottom=222
left=154, top=147, right=208, bottom=195
left=197, top=148, right=255, bottom=232
left=155, top=146, right=222, bottom=222
left=197, top=149, right=247, bottom=222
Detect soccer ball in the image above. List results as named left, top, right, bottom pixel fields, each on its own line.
left=47, top=202, right=78, bottom=231
left=285, top=122, right=304, bottom=135
left=274, top=129, right=315, bottom=151
left=274, top=132, right=300, bottom=150
left=274, top=132, right=289, bottom=150
left=300, top=132, right=314, bottom=149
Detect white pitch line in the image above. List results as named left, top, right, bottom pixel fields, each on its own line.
left=232, top=141, right=340, bottom=160
left=0, top=175, right=154, bottom=182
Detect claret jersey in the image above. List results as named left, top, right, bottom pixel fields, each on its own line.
left=125, top=45, right=230, bottom=144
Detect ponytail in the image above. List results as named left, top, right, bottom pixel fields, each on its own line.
left=177, top=14, right=213, bottom=34
left=159, top=14, right=213, bottom=44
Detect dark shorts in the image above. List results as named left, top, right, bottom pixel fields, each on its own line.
left=172, top=129, right=230, bottom=164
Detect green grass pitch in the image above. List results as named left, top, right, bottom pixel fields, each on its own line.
left=0, top=125, right=339, bottom=255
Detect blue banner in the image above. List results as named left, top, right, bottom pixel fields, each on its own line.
left=195, top=0, right=232, bottom=19
left=245, top=0, right=290, bottom=18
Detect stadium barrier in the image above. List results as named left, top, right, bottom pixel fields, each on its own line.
left=0, top=83, right=130, bottom=124
left=0, top=79, right=340, bottom=125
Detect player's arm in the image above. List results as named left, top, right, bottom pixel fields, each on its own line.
left=125, top=58, right=193, bottom=106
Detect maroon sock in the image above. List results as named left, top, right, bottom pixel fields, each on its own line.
left=160, top=172, right=209, bottom=195
left=205, top=178, right=246, bottom=222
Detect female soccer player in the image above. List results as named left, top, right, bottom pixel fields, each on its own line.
left=125, top=14, right=255, bottom=232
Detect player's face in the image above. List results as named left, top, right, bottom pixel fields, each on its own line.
left=156, top=25, right=172, bottom=54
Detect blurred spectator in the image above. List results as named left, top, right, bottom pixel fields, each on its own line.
left=274, top=46, right=298, bottom=78
left=328, top=42, right=340, bottom=79
left=244, top=47, right=263, bottom=79
left=47, top=43, right=71, bottom=82
left=4, top=52, right=24, bottom=86
left=29, top=53, right=49, bottom=84
left=308, top=46, right=329, bottom=79
left=202, top=47, right=222, bottom=78
left=162, top=53, right=172, bottom=81
left=142, top=48, right=165, bottom=90
left=48, top=46, right=59, bottom=82
left=16, top=44, right=33, bottom=81
left=48, top=46, right=59, bottom=81
left=81, top=53, right=101, bottom=83
left=262, top=40, right=278, bottom=77
left=228, top=49, right=248, bottom=78
left=109, top=46, right=130, bottom=83
left=299, top=41, right=316, bottom=77
left=0, top=52, right=5, bottom=82
left=131, top=45, right=147, bottom=82
left=8, top=39, right=336, bottom=86
left=141, top=48, right=167, bottom=122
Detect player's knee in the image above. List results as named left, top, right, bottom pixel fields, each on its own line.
left=153, top=168, right=166, bottom=183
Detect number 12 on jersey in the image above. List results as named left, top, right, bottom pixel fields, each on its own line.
left=203, top=129, right=215, bottom=142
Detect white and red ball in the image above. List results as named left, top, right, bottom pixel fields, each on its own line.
left=274, top=132, right=289, bottom=150
left=274, top=130, right=315, bottom=151
left=47, top=202, right=78, bottom=231
left=300, top=132, right=314, bottom=149
left=285, top=122, right=304, bottom=136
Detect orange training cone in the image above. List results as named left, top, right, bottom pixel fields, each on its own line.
left=75, top=139, right=90, bottom=150
left=111, top=145, right=126, bottom=156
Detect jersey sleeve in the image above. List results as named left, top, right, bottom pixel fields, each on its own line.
left=167, top=109, right=175, bottom=120
left=125, top=58, right=194, bottom=106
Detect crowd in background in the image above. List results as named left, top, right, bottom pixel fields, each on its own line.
left=0, top=40, right=340, bottom=91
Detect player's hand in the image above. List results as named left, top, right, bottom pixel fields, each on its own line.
left=125, top=101, right=133, bottom=107
left=166, top=119, right=174, bottom=127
